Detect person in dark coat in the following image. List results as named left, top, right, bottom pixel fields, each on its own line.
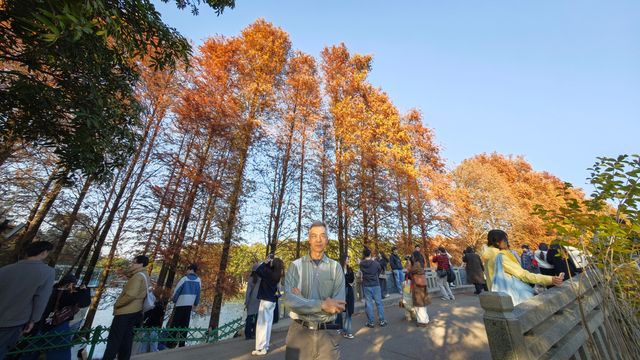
left=411, top=245, right=425, bottom=269
left=31, top=274, right=91, bottom=360
left=377, top=252, right=389, bottom=298
left=138, top=290, right=167, bottom=353
left=462, top=247, right=487, bottom=295
left=340, top=255, right=355, bottom=339
left=546, top=242, right=580, bottom=281
left=243, top=264, right=261, bottom=340
left=389, top=247, right=404, bottom=294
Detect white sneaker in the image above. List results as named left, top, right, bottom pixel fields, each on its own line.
left=252, top=349, right=268, bottom=356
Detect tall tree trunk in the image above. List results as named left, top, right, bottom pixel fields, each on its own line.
left=295, top=137, right=306, bottom=259
left=395, top=178, right=407, bottom=251
left=269, top=116, right=297, bottom=255
left=81, top=115, right=156, bottom=288
left=49, top=175, right=94, bottom=266
left=75, top=171, right=122, bottom=280
left=0, top=135, right=17, bottom=168
left=83, top=113, right=162, bottom=328
left=12, top=172, right=66, bottom=261
left=142, top=134, right=187, bottom=256
left=209, top=122, right=254, bottom=330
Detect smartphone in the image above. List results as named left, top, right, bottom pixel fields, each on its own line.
left=559, top=272, right=565, bottom=279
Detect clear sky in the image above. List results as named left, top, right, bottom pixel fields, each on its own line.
left=153, top=0, right=639, bottom=195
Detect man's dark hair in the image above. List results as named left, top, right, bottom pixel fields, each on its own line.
left=414, top=244, right=420, bottom=249
left=25, top=241, right=53, bottom=257
left=538, top=243, right=549, bottom=251
left=309, top=221, right=327, bottom=232
left=134, top=255, right=149, bottom=267
left=188, top=263, right=198, bottom=273
left=522, top=244, right=530, bottom=249
left=437, top=246, right=446, bottom=253
left=487, top=229, right=508, bottom=248
left=363, top=247, right=372, bottom=258
left=391, top=246, right=397, bottom=252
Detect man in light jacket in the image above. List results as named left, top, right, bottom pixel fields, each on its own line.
left=171, top=263, right=201, bottom=347
left=0, top=241, right=55, bottom=359
left=103, top=255, right=149, bottom=360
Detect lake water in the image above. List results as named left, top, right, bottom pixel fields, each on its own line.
left=87, top=288, right=244, bottom=358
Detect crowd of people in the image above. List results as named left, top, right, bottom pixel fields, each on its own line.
left=0, top=224, right=585, bottom=360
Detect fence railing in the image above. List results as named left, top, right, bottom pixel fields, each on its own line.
left=479, top=270, right=613, bottom=359
left=7, top=317, right=243, bottom=359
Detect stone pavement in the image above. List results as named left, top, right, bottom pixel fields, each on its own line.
left=133, top=287, right=490, bottom=360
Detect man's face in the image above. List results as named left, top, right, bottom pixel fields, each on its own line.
left=308, top=225, right=328, bottom=254
left=130, top=260, right=143, bottom=271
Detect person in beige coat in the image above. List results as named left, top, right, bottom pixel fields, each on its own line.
left=103, top=255, right=150, bottom=360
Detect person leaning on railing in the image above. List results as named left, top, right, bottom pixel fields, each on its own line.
left=481, top=230, right=564, bottom=305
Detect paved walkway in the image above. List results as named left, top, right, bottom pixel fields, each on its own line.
left=134, top=287, right=490, bottom=360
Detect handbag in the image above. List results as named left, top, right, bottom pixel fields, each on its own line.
left=412, top=273, right=427, bottom=287
left=139, top=272, right=156, bottom=313
left=491, top=253, right=534, bottom=306
left=45, top=290, right=79, bottom=328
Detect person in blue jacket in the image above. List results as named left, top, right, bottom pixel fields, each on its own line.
left=171, top=264, right=201, bottom=347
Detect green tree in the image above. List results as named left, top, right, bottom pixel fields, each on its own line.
left=0, top=0, right=235, bottom=178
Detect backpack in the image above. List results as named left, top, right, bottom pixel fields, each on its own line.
left=139, top=272, right=156, bottom=313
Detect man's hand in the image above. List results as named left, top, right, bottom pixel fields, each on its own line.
left=291, top=288, right=301, bottom=296
left=321, top=298, right=346, bottom=314
left=23, top=321, right=34, bottom=334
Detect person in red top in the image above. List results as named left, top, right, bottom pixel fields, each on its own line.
left=432, top=247, right=455, bottom=301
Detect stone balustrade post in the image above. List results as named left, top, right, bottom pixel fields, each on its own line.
left=479, top=292, right=532, bottom=360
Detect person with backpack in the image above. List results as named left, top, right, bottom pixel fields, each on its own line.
left=409, top=254, right=430, bottom=327
left=103, top=255, right=150, bottom=360
left=432, top=247, right=455, bottom=301
left=170, top=264, right=201, bottom=347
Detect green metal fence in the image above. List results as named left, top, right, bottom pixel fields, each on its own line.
left=7, top=317, right=243, bottom=359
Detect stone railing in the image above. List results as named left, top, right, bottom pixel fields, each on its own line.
left=479, top=271, right=613, bottom=360
left=354, top=267, right=468, bottom=301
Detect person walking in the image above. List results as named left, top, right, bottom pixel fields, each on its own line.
left=535, top=243, right=554, bottom=276
left=244, top=264, right=261, bottom=340
left=170, top=264, right=201, bottom=347
left=409, top=255, right=430, bottom=327
left=389, top=247, right=404, bottom=294
left=411, top=245, right=425, bottom=269
left=432, top=247, right=455, bottom=301
left=482, top=230, right=564, bottom=305
left=360, top=248, right=387, bottom=328
left=462, top=247, right=487, bottom=295
left=102, top=255, right=150, bottom=360
left=0, top=241, right=55, bottom=359
left=339, top=255, right=355, bottom=339
left=377, top=252, right=389, bottom=298
left=284, top=221, right=345, bottom=360
left=252, top=255, right=285, bottom=356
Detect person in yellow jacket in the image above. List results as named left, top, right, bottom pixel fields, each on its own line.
left=103, top=255, right=150, bottom=360
left=481, top=230, right=563, bottom=305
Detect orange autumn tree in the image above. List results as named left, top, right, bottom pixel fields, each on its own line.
left=449, top=153, right=584, bottom=251
left=209, top=19, right=291, bottom=329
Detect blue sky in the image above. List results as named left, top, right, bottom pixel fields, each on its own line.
left=154, top=0, right=639, bottom=195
